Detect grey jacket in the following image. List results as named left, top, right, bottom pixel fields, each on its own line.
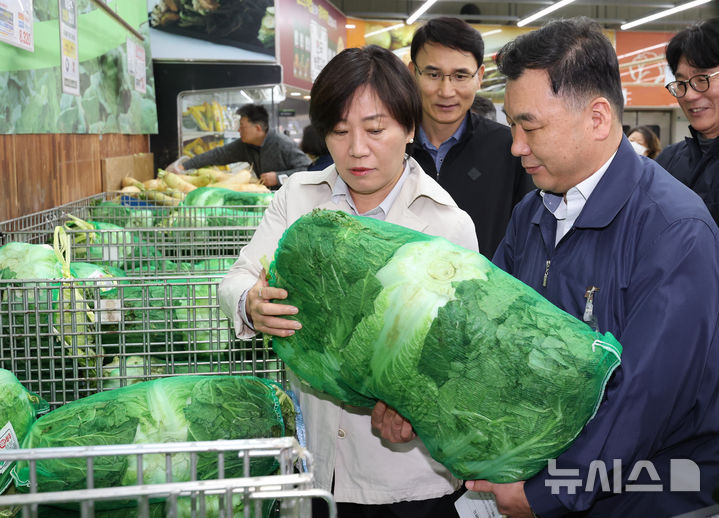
left=184, top=129, right=312, bottom=176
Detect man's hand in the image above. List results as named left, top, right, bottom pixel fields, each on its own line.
left=246, top=271, right=301, bottom=337
left=259, top=172, right=279, bottom=187
left=465, top=480, right=533, bottom=518
left=371, top=401, right=416, bottom=443
left=166, top=156, right=189, bottom=174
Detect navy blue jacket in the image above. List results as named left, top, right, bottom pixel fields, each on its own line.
left=494, top=137, right=719, bottom=517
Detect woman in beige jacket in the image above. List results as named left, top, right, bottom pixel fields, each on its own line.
left=218, top=45, right=477, bottom=518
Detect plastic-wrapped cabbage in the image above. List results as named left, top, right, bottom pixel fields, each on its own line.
left=174, top=187, right=273, bottom=228
left=0, top=369, right=47, bottom=493
left=268, top=210, right=622, bottom=482
left=13, top=376, right=295, bottom=496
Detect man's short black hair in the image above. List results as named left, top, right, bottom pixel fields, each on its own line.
left=237, top=104, right=269, bottom=132
left=665, top=18, right=719, bottom=75
left=410, top=17, right=484, bottom=69
left=309, top=45, right=422, bottom=139
left=496, top=17, right=624, bottom=118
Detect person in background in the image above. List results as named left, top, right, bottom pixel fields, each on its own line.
left=374, top=16, right=719, bottom=517
left=471, top=94, right=497, bottom=121
left=218, top=45, right=477, bottom=518
left=656, top=19, right=719, bottom=225
left=166, top=104, right=311, bottom=188
left=300, top=123, right=334, bottom=171
left=407, top=17, right=532, bottom=258
left=626, top=125, right=662, bottom=158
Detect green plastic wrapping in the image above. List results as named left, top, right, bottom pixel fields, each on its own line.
left=268, top=209, right=622, bottom=482
left=12, top=375, right=295, bottom=514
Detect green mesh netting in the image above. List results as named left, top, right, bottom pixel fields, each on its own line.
left=268, top=209, right=622, bottom=483
left=0, top=369, right=47, bottom=494
left=12, top=375, right=295, bottom=515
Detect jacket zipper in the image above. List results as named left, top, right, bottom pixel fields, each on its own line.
left=542, top=260, right=551, bottom=287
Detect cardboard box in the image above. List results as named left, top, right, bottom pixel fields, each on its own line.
left=101, top=152, right=154, bottom=192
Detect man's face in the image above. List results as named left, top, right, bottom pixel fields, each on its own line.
left=504, top=69, right=594, bottom=193
left=410, top=42, right=483, bottom=128
left=675, top=56, right=719, bottom=139
left=239, top=117, right=265, bottom=146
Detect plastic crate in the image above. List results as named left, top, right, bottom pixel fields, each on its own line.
left=0, top=437, right=336, bottom=518
left=0, top=192, right=268, bottom=275
left=0, top=275, right=283, bottom=409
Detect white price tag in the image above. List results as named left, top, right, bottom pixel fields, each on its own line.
left=0, top=422, right=20, bottom=475
left=455, top=491, right=504, bottom=518
left=99, top=298, right=121, bottom=323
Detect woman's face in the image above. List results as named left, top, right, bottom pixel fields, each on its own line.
left=628, top=131, right=649, bottom=156
left=325, top=86, right=414, bottom=212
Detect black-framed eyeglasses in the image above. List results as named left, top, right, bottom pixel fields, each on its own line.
left=413, top=64, right=480, bottom=84
left=665, top=70, right=719, bottom=98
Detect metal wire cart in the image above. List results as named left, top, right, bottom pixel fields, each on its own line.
left=0, top=195, right=336, bottom=517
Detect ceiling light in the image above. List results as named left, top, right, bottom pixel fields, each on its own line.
left=345, top=24, right=356, bottom=29
left=517, top=0, right=577, bottom=27
left=620, top=0, right=711, bottom=30
left=365, top=23, right=405, bottom=38
left=290, top=92, right=301, bottom=97
left=303, top=95, right=311, bottom=100
left=480, top=29, right=502, bottom=37
left=406, top=0, right=439, bottom=25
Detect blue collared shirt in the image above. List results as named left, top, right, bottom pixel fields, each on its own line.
left=418, top=115, right=468, bottom=173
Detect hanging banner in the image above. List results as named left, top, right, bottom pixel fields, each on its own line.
left=0, top=0, right=33, bottom=51
left=277, top=0, right=346, bottom=91
left=58, top=0, right=79, bottom=96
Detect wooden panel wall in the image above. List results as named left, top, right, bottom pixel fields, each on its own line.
left=0, top=134, right=149, bottom=222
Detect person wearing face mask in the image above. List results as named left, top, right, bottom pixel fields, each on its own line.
left=656, top=19, right=719, bottom=224
left=218, top=45, right=477, bottom=518
left=627, top=125, right=662, bottom=159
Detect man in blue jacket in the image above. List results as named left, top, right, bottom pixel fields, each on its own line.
left=464, top=17, right=719, bottom=517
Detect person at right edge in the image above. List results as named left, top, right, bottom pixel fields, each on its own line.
left=407, top=17, right=533, bottom=258
left=656, top=19, right=719, bottom=225
left=371, top=17, right=719, bottom=518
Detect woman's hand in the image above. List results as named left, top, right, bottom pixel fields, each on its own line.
left=371, top=401, right=416, bottom=443
left=246, top=271, right=301, bottom=337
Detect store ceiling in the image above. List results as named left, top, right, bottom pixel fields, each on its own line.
left=334, top=0, right=718, bottom=32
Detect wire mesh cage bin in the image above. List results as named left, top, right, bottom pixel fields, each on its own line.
left=0, top=437, right=336, bottom=518
left=0, top=192, right=270, bottom=275
left=0, top=275, right=283, bottom=409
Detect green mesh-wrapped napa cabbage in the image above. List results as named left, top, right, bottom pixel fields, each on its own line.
left=268, top=210, right=622, bottom=482
left=12, top=376, right=295, bottom=500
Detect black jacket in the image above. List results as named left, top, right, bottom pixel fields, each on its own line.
left=408, top=112, right=533, bottom=257
left=656, top=126, right=719, bottom=226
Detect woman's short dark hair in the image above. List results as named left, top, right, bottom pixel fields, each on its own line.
left=310, top=45, right=422, bottom=139
left=237, top=104, right=269, bottom=132
left=496, top=17, right=624, bottom=118
left=627, top=125, right=662, bottom=160
left=665, top=19, right=719, bottom=75
left=410, top=17, right=484, bottom=69
left=300, top=124, right=328, bottom=156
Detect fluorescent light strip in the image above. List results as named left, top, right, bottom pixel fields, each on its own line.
left=345, top=24, right=356, bottom=29
left=480, top=29, right=502, bottom=37
left=620, top=0, right=711, bottom=30
left=616, top=42, right=667, bottom=60
left=517, top=0, right=577, bottom=27
left=365, top=23, right=405, bottom=38
left=406, top=0, right=439, bottom=25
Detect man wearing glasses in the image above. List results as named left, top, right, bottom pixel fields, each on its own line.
left=407, top=17, right=532, bottom=258
left=657, top=19, right=719, bottom=225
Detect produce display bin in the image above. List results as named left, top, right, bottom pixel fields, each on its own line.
left=0, top=193, right=268, bottom=275
left=0, top=437, right=336, bottom=518
left=0, top=275, right=283, bottom=409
